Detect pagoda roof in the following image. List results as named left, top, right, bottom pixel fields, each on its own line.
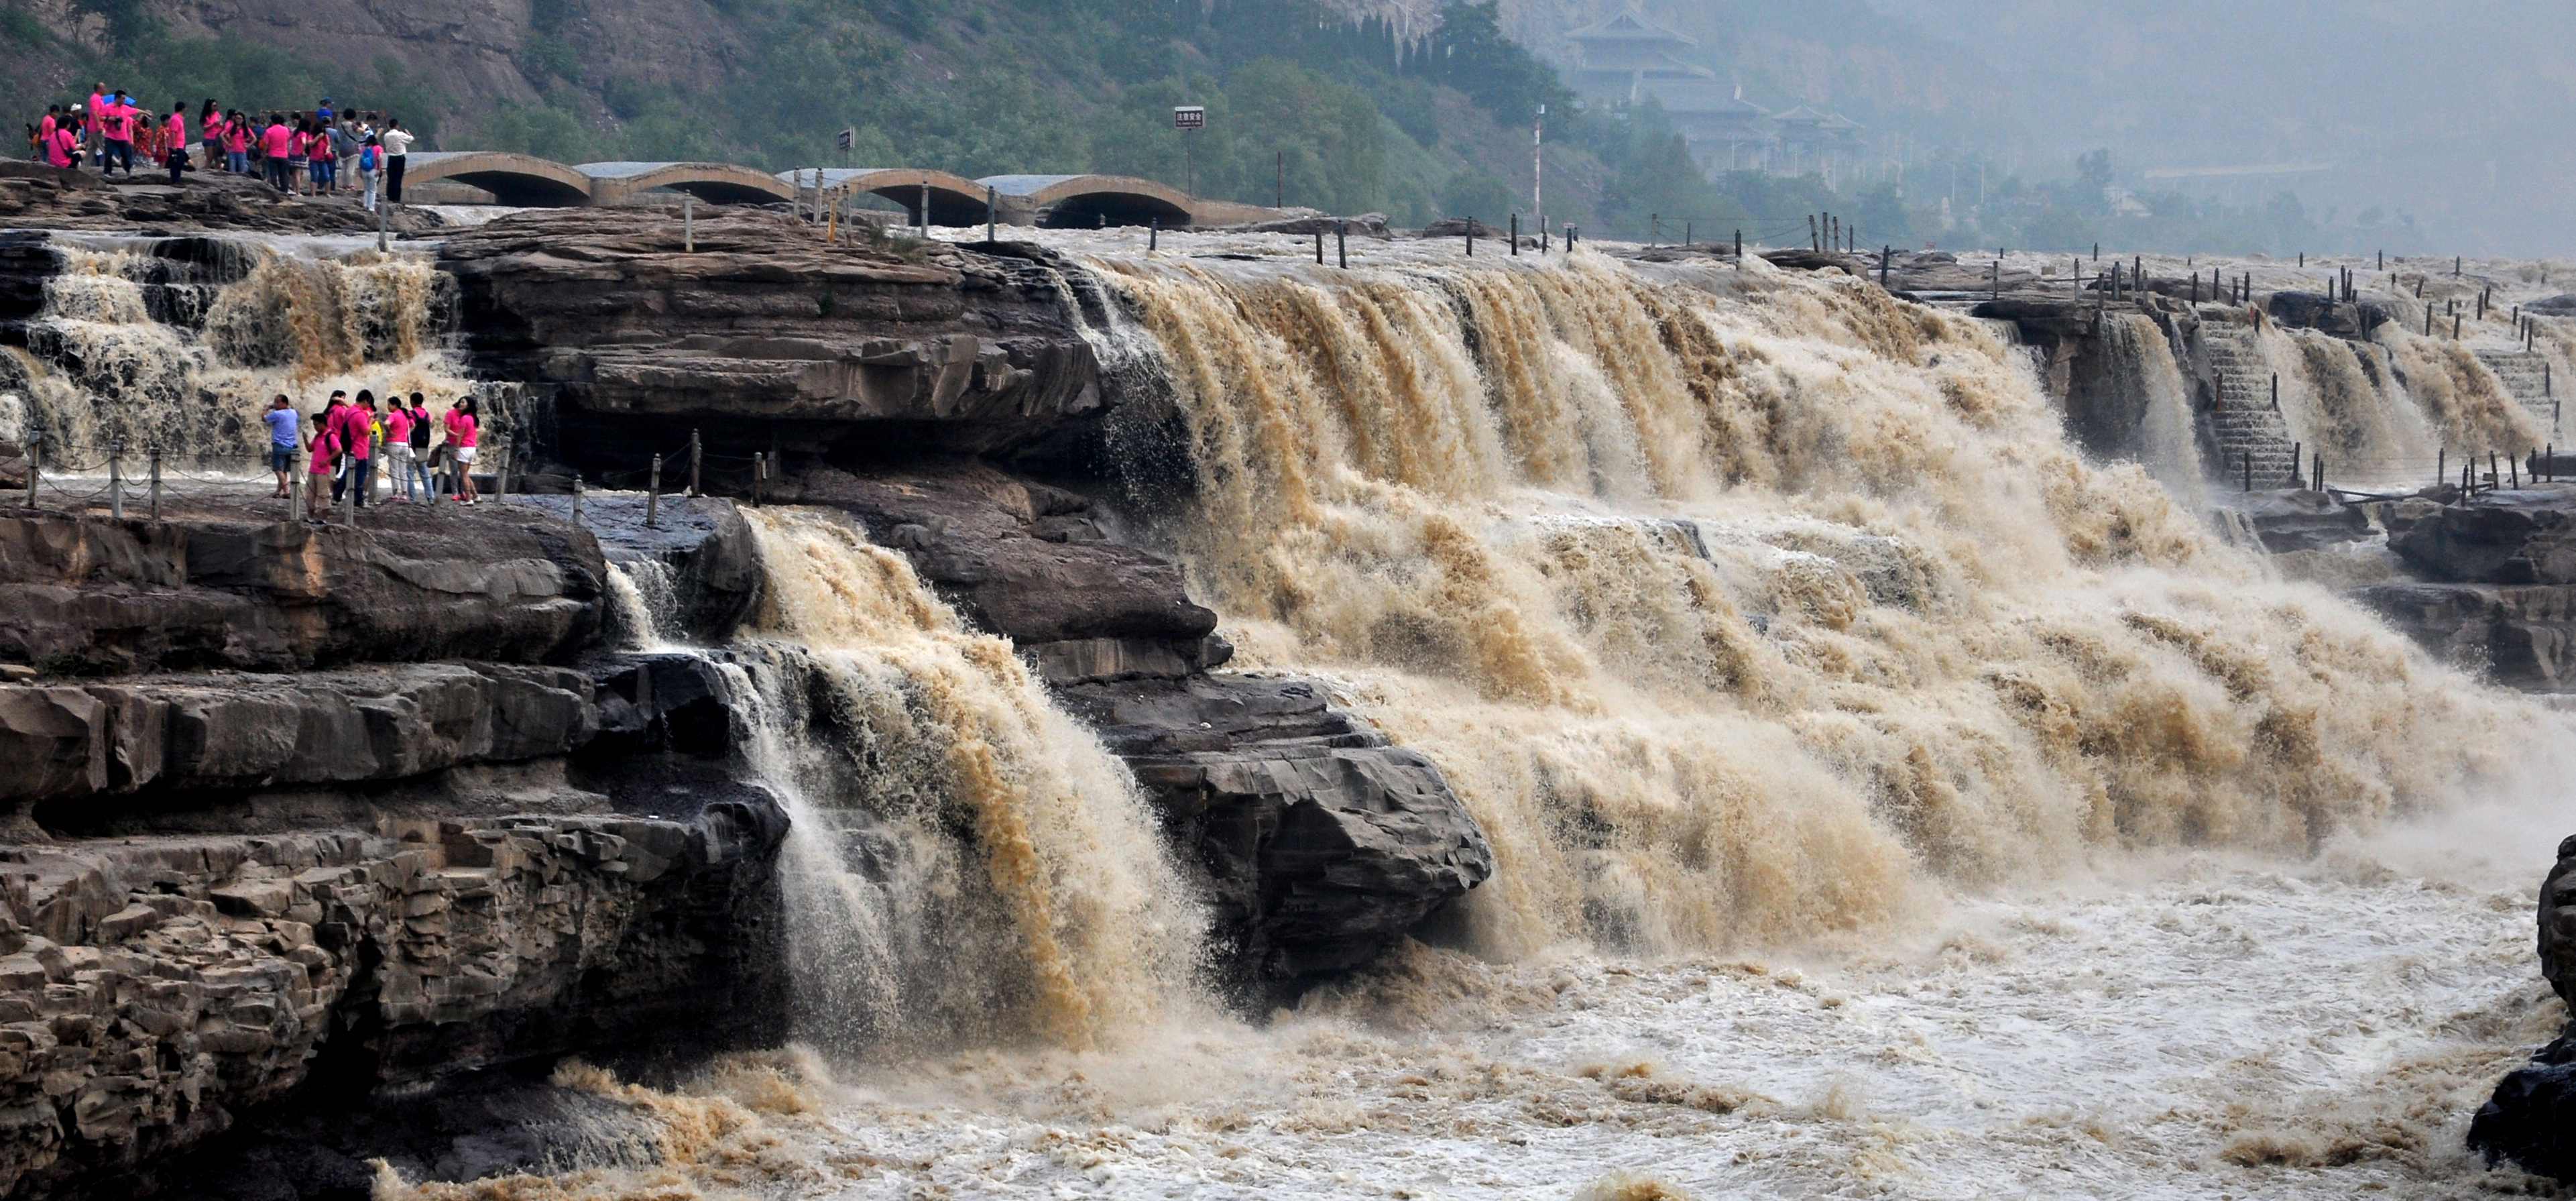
left=1567, top=6, right=1697, bottom=47
left=1638, top=76, right=1766, bottom=115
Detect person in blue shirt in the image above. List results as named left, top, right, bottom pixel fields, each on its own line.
left=316, top=98, right=333, bottom=126
left=263, top=394, right=301, bottom=497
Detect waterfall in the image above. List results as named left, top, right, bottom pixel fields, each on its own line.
left=725, top=508, right=1208, bottom=1056
left=4, top=240, right=475, bottom=467
left=1084, top=249, right=2541, bottom=959
left=603, top=559, right=681, bottom=650
left=2103, top=312, right=2209, bottom=506
left=2373, top=326, right=2546, bottom=455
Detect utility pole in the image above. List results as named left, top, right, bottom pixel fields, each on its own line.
left=1533, top=104, right=1545, bottom=244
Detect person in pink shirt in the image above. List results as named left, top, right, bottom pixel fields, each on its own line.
left=305, top=401, right=343, bottom=523
left=443, top=397, right=481, bottom=505
left=329, top=390, right=377, bottom=506
left=382, top=396, right=419, bottom=502
left=198, top=101, right=224, bottom=170
left=223, top=111, right=250, bottom=175
left=98, top=91, right=135, bottom=177
left=43, top=121, right=76, bottom=170
left=260, top=116, right=291, bottom=191
left=162, top=101, right=188, bottom=185
left=84, top=84, right=105, bottom=168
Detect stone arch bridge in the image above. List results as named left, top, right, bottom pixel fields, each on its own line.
left=404, top=152, right=1276, bottom=227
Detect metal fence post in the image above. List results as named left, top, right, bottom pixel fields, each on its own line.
left=149, top=447, right=161, bottom=522
left=646, top=453, right=662, bottom=530
left=689, top=428, right=703, bottom=498
left=752, top=452, right=764, bottom=507
left=288, top=470, right=300, bottom=526
left=21, top=435, right=36, bottom=509
left=108, top=439, right=124, bottom=521
left=570, top=473, right=584, bottom=525
left=491, top=430, right=510, bottom=500
left=684, top=195, right=695, bottom=251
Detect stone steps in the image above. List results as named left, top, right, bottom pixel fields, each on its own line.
left=2474, top=349, right=2561, bottom=431
left=2200, top=323, right=2299, bottom=480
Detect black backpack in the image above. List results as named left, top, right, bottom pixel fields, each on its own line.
left=409, top=408, right=430, bottom=450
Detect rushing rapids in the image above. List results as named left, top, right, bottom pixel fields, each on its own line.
left=1096, top=247, right=2543, bottom=956
left=358, top=233, right=2575, bottom=1199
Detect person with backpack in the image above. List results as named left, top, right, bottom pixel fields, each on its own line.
left=402, top=394, right=436, bottom=500
left=329, top=119, right=358, bottom=196
left=357, top=134, right=382, bottom=211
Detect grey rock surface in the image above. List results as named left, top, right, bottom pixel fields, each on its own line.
left=0, top=507, right=607, bottom=677
left=0, top=801, right=787, bottom=1198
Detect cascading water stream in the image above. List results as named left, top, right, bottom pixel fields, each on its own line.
left=3, top=241, right=479, bottom=468
left=725, top=508, right=1208, bottom=1055
left=1087, top=247, right=2546, bottom=959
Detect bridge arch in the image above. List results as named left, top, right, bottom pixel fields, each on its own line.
left=791, top=168, right=992, bottom=226
left=581, top=162, right=796, bottom=206
left=981, top=174, right=1197, bottom=228
left=404, top=152, right=593, bottom=207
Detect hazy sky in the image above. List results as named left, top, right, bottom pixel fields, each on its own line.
left=1841, top=0, right=2576, bottom=254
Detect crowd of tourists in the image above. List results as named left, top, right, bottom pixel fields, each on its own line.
left=27, top=87, right=414, bottom=208
left=264, top=390, right=483, bottom=522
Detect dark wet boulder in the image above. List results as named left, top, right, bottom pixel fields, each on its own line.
left=1059, top=672, right=1492, bottom=985
left=2467, top=836, right=2576, bottom=1183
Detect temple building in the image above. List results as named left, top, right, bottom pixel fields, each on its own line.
left=1563, top=5, right=1867, bottom=179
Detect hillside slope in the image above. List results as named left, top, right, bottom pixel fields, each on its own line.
left=4, top=0, right=1737, bottom=234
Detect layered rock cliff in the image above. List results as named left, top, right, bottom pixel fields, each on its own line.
left=0, top=496, right=791, bottom=1198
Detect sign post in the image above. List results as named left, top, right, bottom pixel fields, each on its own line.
left=1173, top=105, right=1206, bottom=196
left=836, top=127, right=854, bottom=170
